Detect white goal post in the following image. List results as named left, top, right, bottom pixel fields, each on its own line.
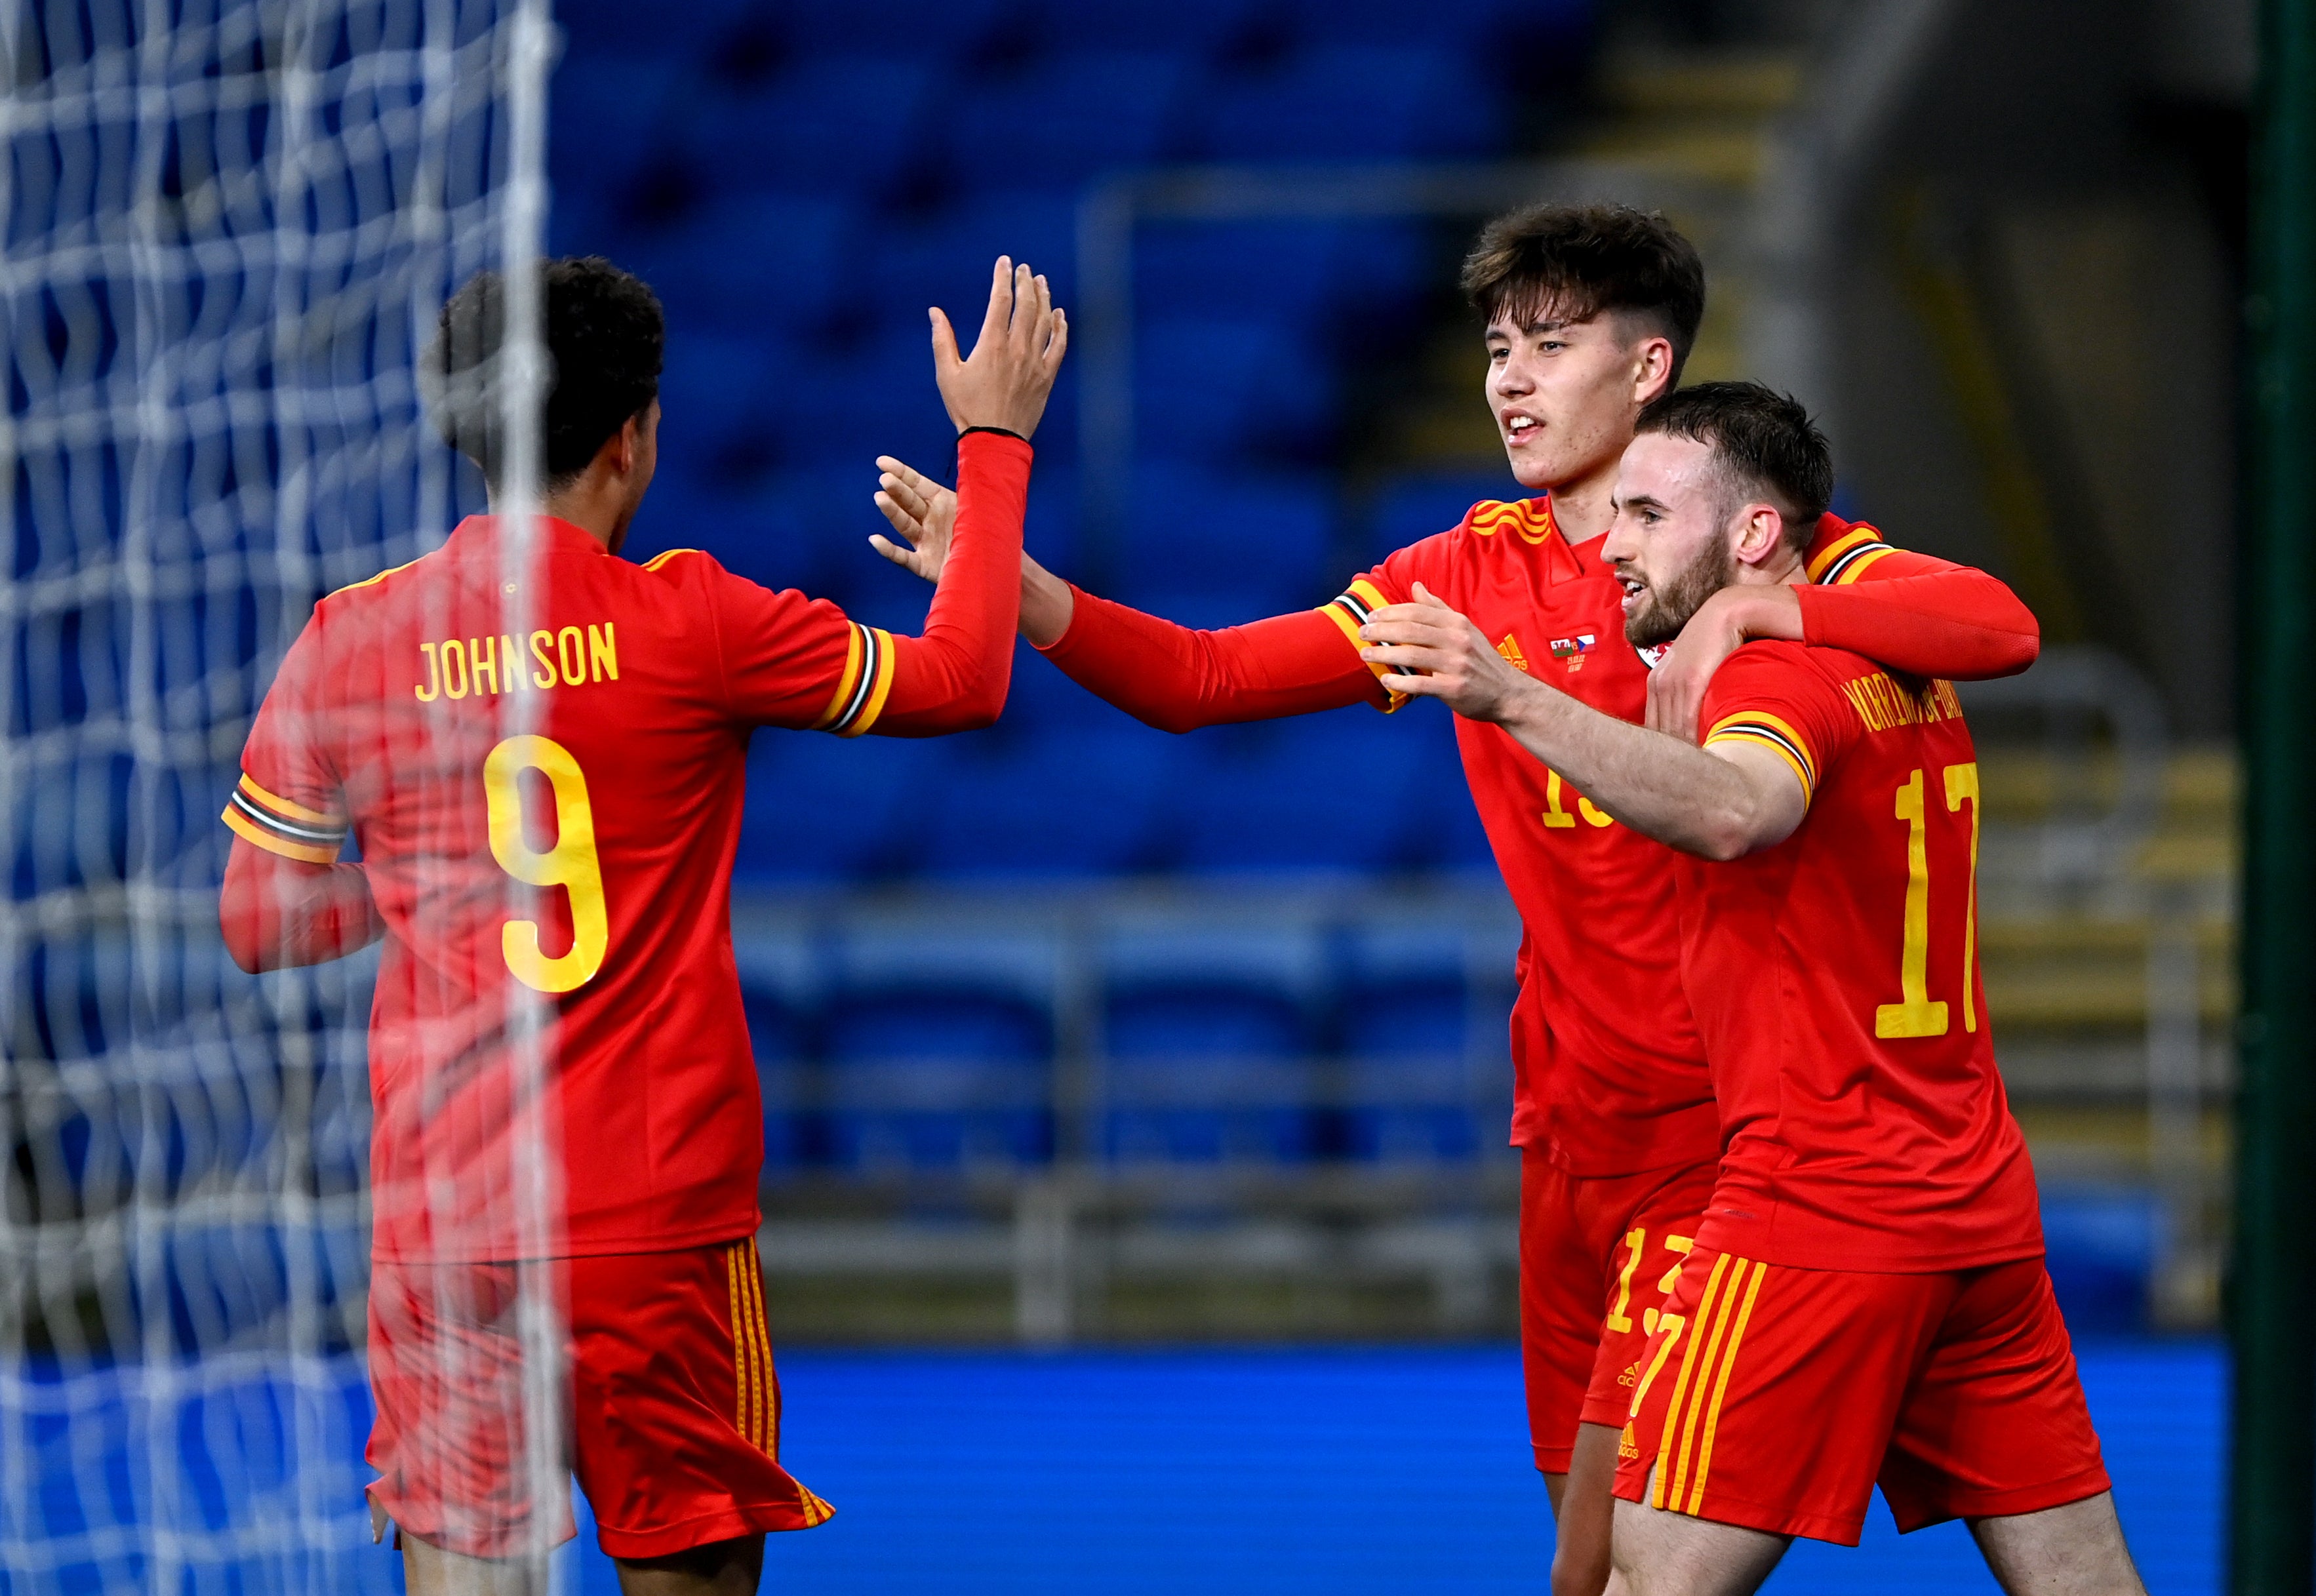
left=1, top=2, right=549, bottom=1589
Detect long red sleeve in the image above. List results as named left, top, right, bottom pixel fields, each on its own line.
left=1037, top=586, right=1382, bottom=733
left=871, top=429, right=1033, bottom=735
left=220, top=837, right=386, bottom=974
left=1797, top=551, right=2041, bottom=680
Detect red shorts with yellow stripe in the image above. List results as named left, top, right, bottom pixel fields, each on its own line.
left=366, top=1238, right=833, bottom=1561
left=1520, top=1148, right=1717, bottom=1472
left=1612, top=1245, right=2109, bottom=1544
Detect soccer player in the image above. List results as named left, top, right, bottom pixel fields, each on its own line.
left=866, top=206, right=2042, bottom=1596
left=1359, top=382, right=2140, bottom=1596
left=218, top=256, right=1067, bottom=1594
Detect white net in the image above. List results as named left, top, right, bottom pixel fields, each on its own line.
left=0, top=2, right=547, bottom=1589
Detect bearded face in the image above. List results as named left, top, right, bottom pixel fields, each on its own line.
left=1620, top=529, right=1735, bottom=648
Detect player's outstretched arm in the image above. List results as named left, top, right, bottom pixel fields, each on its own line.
left=862, top=259, right=1065, bottom=735
left=1647, top=544, right=2039, bottom=742
left=870, top=454, right=1379, bottom=732
left=1361, top=585, right=1807, bottom=860
left=220, top=837, right=384, bottom=974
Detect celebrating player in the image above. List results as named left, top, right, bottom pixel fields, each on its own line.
left=868, top=205, right=2042, bottom=1596
left=1359, top=382, right=2140, bottom=1596
left=218, top=255, right=1066, bottom=1593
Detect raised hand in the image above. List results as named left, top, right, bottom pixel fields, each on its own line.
left=869, top=455, right=956, bottom=582
left=929, top=257, right=1069, bottom=439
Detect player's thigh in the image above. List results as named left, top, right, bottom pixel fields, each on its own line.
left=613, top=1532, right=767, bottom=1596
left=1613, top=1247, right=1949, bottom=1546
left=1881, top=1258, right=2114, bottom=1534
left=567, top=1240, right=833, bottom=1562
left=1610, top=1492, right=1789, bottom=1596
left=368, top=1258, right=575, bottom=1560
left=1523, top=1149, right=1610, bottom=1477
left=1580, top=1159, right=1717, bottom=1439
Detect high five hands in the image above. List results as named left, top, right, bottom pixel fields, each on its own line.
left=869, top=456, right=955, bottom=582
left=930, top=256, right=1069, bottom=439
left=1357, top=583, right=1536, bottom=723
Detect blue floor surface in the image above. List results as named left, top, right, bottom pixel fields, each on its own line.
left=0, top=1340, right=2223, bottom=1592
left=559, top=1339, right=2220, bottom=1593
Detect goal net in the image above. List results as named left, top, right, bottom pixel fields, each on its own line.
left=1, top=2, right=551, bottom=1589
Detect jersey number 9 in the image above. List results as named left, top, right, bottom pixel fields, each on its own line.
left=484, top=734, right=609, bottom=993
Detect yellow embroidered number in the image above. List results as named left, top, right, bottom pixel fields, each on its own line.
left=1874, top=764, right=1987, bottom=1039
left=1542, top=768, right=1616, bottom=831
left=483, top=734, right=609, bottom=994
left=1944, top=762, right=1982, bottom=1033
left=1605, top=1229, right=1646, bottom=1332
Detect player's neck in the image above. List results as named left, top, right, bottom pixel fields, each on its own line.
left=1543, top=460, right=1620, bottom=544
left=485, top=484, right=628, bottom=553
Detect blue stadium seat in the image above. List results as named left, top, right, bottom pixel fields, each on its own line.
left=858, top=192, right=1082, bottom=338
left=744, top=990, right=814, bottom=1172
left=1336, top=923, right=1511, bottom=1163
left=1188, top=47, right=1505, bottom=163
left=1359, top=471, right=1533, bottom=567
left=1172, top=709, right=1424, bottom=873
left=1279, top=0, right=1589, bottom=50
left=1026, top=0, right=1264, bottom=51
left=943, top=52, right=1193, bottom=190
left=735, top=732, right=954, bottom=881
left=918, top=725, right=1180, bottom=877
left=820, top=928, right=1060, bottom=1172
left=1115, top=464, right=1337, bottom=620
left=1101, top=924, right=1323, bottom=1163
left=1135, top=219, right=1353, bottom=330
left=1134, top=317, right=1334, bottom=468
left=547, top=55, right=688, bottom=243
left=736, top=932, right=821, bottom=1174
left=620, top=195, right=857, bottom=338
left=669, top=56, right=946, bottom=201
left=779, top=0, right=1009, bottom=54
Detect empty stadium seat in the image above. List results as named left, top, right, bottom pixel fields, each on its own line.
left=668, top=56, right=947, bottom=201
left=1115, top=464, right=1337, bottom=620
left=1335, top=922, right=1513, bottom=1162
left=944, top=52, right=1193, bottom=191
left=919, top=725, right=1182, bottom=877
left=1100, top=922, right=1323, bottom=1162
left=620, top=195, right=857, bottom=338
left=734, top=733, right=955, bottom=881
left=1172, top=710, right=1424, bottom=874
left=1189, top=47, right=1504, bottom=164
left=1359, top=471, right=1534, bottom=565
left=1134, top=317, right=1334, bottom=467
left=819, top=928, right=1060, bottom=1172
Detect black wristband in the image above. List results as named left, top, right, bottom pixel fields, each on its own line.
left=957, top=425, right=1027, bottom=443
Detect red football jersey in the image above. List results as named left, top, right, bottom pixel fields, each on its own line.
left=1682, top=641, right=2043, bottom=1271
left=223, top=434, right=1030, bottom=1262
left=1332, top=504, right=1958, bottom=1177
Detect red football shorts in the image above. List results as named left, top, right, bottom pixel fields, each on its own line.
left=366, top=1237, right=834, bottom=1561
left=1520, top=1148, right=1718, bottom=1472
left=1612, top=1244, right=2110, bottom=1544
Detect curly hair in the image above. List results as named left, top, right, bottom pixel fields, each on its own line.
left=1459, top=204, right=1707, bottom=385
left=422, top=256, right=664, bottom=491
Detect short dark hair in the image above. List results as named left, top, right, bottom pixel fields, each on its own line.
left=1459, top=204, right=1707, bottom=384
left=1635, top=381, right=1834, bottom=542
left=424, top=256, right=664, bottom=491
